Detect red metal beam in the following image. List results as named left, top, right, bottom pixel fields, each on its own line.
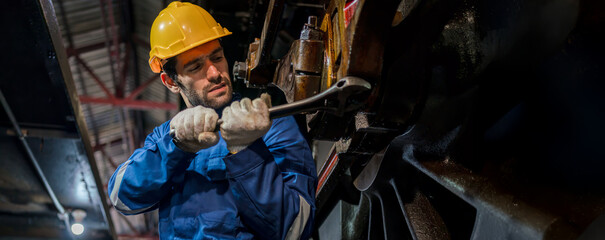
left=66, top=42, right=111, bottom=57
left=75, top=55, right=115, bottom=99
left=125, top=75, right=160, bottom=101
left=79, top=96, right=177, bottom=110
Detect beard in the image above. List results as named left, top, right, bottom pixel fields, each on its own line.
left=180, top=76, right=233, bottom=109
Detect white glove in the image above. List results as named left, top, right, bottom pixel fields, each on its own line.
left=220, top=93, right=272, bottom=153
left=170, top=106, right=219, bottom=153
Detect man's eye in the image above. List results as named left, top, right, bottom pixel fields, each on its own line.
left=189, top=64, right=201, bottom=72
left=212, top=56, right=223, bottom=62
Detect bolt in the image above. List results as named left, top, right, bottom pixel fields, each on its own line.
left=308, top=16, right=317, bottom=28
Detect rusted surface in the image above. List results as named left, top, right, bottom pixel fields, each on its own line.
left=294, top=75, right=322, bottom=101
left=292, top=40, right=324, bottom=74
left=274, top=39, right=324, bottom=103
left=273, top=14, right=325, bottom=103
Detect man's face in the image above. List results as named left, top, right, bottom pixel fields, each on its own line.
left=174, top=40, right=232, bottom=109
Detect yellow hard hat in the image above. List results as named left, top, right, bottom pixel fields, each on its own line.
left=148, top=1, right=232, bottom=73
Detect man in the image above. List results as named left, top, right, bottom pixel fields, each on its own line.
left=108, top=2, right=317, bottom=239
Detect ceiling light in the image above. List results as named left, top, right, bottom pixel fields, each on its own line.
left=70, top=209, right=87, bottom=236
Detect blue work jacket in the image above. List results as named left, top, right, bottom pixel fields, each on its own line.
left=108, top=109, right=317, bottom=239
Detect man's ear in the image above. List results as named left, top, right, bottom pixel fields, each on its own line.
left=161, top=72, right=180, bottom=93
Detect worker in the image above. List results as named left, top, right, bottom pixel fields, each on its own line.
left=107, top=2, right=317, bottom=239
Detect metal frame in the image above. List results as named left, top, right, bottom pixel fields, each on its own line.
left=0, top=89, right=73, bottom=238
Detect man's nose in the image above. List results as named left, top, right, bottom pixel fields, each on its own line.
left=206, top=63, right=221, bottom=83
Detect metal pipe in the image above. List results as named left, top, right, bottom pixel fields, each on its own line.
left=0, top=89, right=66, bottom=215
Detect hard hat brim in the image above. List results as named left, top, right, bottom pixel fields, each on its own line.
left=148, top=31, right=231, bottom=73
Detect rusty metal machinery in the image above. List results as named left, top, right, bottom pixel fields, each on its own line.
left=236, top=0, right=605, bottom=239
left=273, top=15, right=325, bottom=103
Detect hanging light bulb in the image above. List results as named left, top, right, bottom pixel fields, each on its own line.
left=70, top=209, right=87, bottom=236
left=71, top=223, right=84, bottom=235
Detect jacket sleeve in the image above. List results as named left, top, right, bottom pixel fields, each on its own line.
left=107, top=122, right=196, bottom=215
left=223, top=116, right=317, bottom=240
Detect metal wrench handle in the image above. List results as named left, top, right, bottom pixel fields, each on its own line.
left=268, top=76, right=371, bottom=118
left=170, top=76, right=371, bottom=139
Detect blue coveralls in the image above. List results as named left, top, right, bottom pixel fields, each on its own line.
left=108, top=100, right=317, bottom=239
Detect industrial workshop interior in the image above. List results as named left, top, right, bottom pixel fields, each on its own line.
left=1, top=0, right=604, bottom=239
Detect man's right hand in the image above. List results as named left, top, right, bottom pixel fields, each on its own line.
left=170, top=106, right=219, bottom=153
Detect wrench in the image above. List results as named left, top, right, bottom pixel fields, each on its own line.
left=170, top=76, right=371, bottom=139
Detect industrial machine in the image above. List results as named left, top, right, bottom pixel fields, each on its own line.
left=1, top=0, right=604, bottom=239
left=234, top=0, right=605, bottom=239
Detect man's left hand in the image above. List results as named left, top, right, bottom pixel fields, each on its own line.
left=220, top=93, right=272, bottom=153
